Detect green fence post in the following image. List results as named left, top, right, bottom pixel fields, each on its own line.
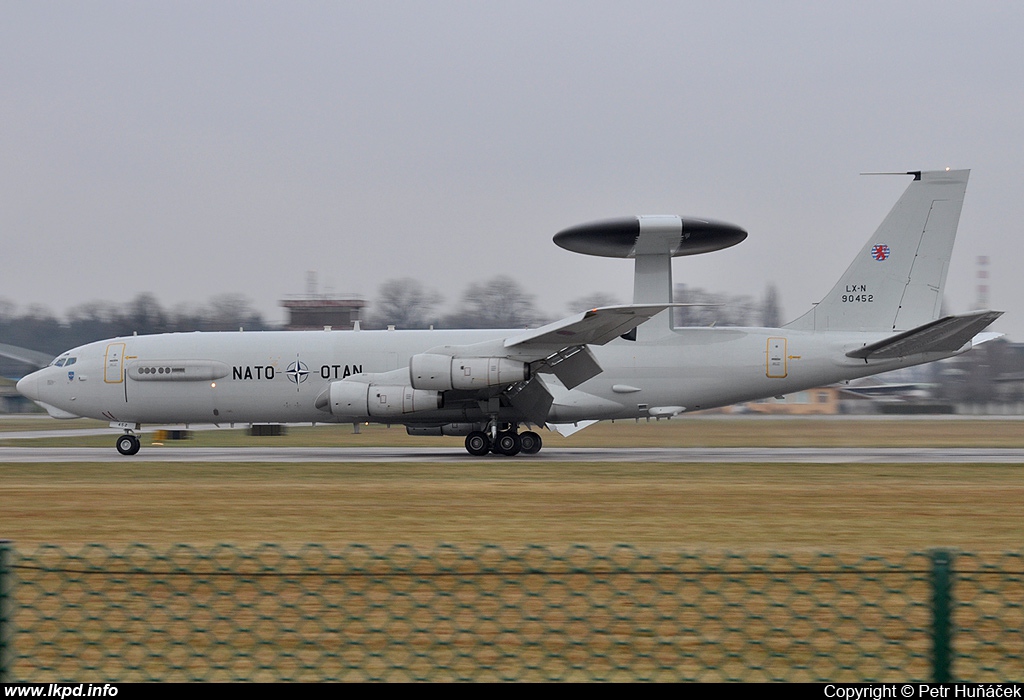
left=0, top=540, right=11, bottom=684
left=930, top=549, right=953, bottom=683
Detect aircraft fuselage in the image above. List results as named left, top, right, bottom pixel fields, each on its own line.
left=19, top=325, right=956, bottom=427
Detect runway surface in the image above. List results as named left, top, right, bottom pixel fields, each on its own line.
left=2, top=446, right=1024, bottom=463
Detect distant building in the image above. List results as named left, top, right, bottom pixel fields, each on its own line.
left=280, top=296, right=365, bottom=331
left=729, top=386, right=846, bottom=415
left=933, top=338, right=1024, bottom=411
left=723, top=376, right=942, bottom=416
left=281, top=272, right=366, bottom=331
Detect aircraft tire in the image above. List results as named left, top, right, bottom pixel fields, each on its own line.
left=494, top=431, right=522, bottom=456
left=116, top=434, right=141, bottom=456
left=519, top=431, right=542, bottom=454
left=465, top=431, right=491, bottom=456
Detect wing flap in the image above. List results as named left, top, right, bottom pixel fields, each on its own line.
left=545, top=420, right=598, bottom=437
left=845, top=309, right=1003, bottom=360
left=538, top=345, right=603, bottom=389
left=504, top=304, right=671, bottom=349
left=505, top=378, right=555, bottom=424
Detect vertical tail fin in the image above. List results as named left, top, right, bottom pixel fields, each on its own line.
left=785, top=169, right=969, bottom=332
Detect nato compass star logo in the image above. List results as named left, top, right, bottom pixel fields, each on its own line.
left=286, top=359, right=309, bottom=389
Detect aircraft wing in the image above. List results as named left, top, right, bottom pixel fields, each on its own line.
left=845, top=310, right=1003, bottom=360
left=411, top=304, right=672, bottom=409
left=0, top=343, right=54, bottom=370
left=504, top=304, right=671, bottom=349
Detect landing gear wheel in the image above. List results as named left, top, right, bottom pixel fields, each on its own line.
left=519, top=431, right=543, bottom=455
left=465, top=431, right=492, bottom=456
left=493, top=431, right=522, bottom=456
left=116, top=434, right=141, bottom=456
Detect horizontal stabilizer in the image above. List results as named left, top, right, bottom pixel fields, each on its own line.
left=845, top=310, right=1003, bottom=360
left=505, top=304, right=671, bottom=349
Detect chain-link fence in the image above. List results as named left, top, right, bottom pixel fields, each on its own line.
left=0, top=543, right=1020, bottom=682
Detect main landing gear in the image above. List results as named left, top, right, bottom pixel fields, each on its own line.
left=116, top=433, right=141, bottom=456
left=464, top=426, right=543, bottom=457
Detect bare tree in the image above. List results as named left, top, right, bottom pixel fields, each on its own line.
left=760, top=283, right=783, bottom=327
left=444, top=275, right=542, bottom=329
left=66, top=301, right=126, bottom=343
left=673, top=285, right=720, bottom=327
left=673, top=284, right=758, bottom=327
left=1, top=293, right=274, bottom=365
left=167, top=301, right=208, bottom=331
left=125, top=293, right=168, bottom=335
left=67, top=301, right=120, bottom=325
left=370, top=278, right=444, bottom=329
left=566, top=293, right=620, bottom=315
left=0, top=298, right=16, bottom=323
left=203, top=293, right=265, bottom=331
left=3, top=304, right=65, bottom=355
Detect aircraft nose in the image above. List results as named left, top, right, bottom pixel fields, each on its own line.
left=16, top=372, right=41, bottom=401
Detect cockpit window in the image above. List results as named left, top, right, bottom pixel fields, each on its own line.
left=55, top=358, right=66, bottom=367
left=65, top=357, right=76, bottom=366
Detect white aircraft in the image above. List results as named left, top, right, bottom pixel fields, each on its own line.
left=17, top=169, right=1002, bottom=456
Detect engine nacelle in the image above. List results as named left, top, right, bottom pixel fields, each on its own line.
left=409, top=353, right=529, bottom=391
left=323, top=380, right=442, bottom=418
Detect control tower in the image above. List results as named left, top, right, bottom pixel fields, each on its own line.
left=280, top=272, right=366, bottom=330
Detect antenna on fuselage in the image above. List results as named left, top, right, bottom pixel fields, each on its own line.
left=553, top=215, right=747, bottom=340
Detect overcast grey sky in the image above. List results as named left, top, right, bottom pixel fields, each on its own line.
left=3, top=2, right=1022, bottom=337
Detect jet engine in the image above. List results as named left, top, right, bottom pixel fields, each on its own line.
left=409, top=353, right=528, bottom=391
left=319, top=380, right=442, bottom=418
